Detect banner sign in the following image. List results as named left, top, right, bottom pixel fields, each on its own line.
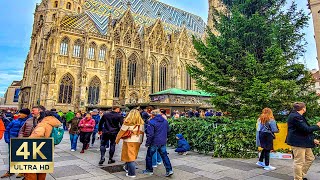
left=10, top=138, right=54, bottom=173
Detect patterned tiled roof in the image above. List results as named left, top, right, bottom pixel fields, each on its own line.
left=82, top=0, right=206, bottom=35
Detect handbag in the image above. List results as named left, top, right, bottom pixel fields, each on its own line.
left=121, top=125, right=140, bottom=139
left=263, top=123, right=276, bottom=139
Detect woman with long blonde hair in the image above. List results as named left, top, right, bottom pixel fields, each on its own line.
left=116, top=109, right=144, bottom=178
left=256, top=108, right=279, bottom=171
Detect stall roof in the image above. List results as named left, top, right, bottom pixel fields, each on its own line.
left=150, top=88, right=213, bottom=97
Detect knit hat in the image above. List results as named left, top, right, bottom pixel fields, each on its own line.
left=19, top=108, right=31, bottom=116
left=92, top=109, right=99, bottom=113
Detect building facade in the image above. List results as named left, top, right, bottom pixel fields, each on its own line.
left=309, top=0, right=320, bottom=70
left=20, top=0, right=208, bottom=111
left=1, top=81, right=21, bottom=110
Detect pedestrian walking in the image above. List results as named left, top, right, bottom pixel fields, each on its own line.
left=256, top=108, right=279, bottom=170
left=98, top=106, right=123, bottom=165
left=79, top=113, right=95, bottom=153
left=286, top=102, right=320, bottom=180
left=68, top=112, right=82, bottom=151
left=91, top=109, right=100, bottom=147
left=142, top=109, right=173, bottom=177
left=115, top=109, right=145, bottom=178
left=23, top=111, right=61, bottom=180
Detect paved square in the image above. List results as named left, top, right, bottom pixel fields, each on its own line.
left=0, top=132, right=319, bottom=179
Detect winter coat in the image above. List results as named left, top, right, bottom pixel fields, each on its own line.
left=286, top=111, right=320, bottom=148
left=79, top=118, right=95, bottom=132
left=98, top=111, right=123, bottom=135
left=176, top=134, right=190, bottom=151
left=92, top=114, right=100, bottom=133
left=30, top=116, right=61, bottom=138
left=65, top=111, right=75, bottom=123
left=68, top=117, right=81, bottom=134
left=4, top=117, right=29, bottom=143
left=116, top=122, right=144, bottom=162
left=0, top=119, right=5, bottom=140
left=18, top=117, right=38, bottom=137
left=145, top=114, right=170, bottom=146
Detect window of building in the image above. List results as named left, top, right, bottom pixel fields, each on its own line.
left=151, top=63, right=155, bottom=93
left=52, top=14, right=56, bottom=21
left=87, top=42, right=96, bottom=59
left=13, top=88, right=20, bottom=103
left=54, top=1, right=58, bottom=8
left=77, top=7, right=81, bottom=13
left=186, top=71, right=192, bottom=90
left=127, top=54, right=137, bottom=86
left=73, top=39, right=82, bottom=57
left=113, top=53, right=122, bottom=98
left=66, top=2, right=72, bottom=10
left=88, top=76, right=100, bottom=105
left=159, top=60, right=167, bottom=91
left=59, top=37, right=69, bottom=55
left=99, top=45, right=106, bottom=61
left=58, top=73, right=73, bottom=104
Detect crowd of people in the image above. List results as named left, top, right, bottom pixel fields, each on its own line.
left=1, top=102, right=320, bottom=180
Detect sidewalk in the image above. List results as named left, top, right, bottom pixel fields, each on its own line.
left=0, top=132, right=319, bottom=180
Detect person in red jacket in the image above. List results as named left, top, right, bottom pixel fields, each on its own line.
left=78, top=113, right=95, bottom=153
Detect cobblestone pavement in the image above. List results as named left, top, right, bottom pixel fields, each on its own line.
left=0, top=132, right=319, bottom=180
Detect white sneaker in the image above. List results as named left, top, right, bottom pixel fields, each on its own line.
left=152, top=165, right=158, bottom=168
left=71, top=149, right=75, bottom=152
left=264, top=165, right=276, bottom=171
left=256, top=161, right=266, bottom=167
left=157, top=162, right=162, bottom=165
left=126, top=173, right=136, bottom=178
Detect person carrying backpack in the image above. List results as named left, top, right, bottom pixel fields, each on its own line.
left=23, top=111, right=61, bottom=180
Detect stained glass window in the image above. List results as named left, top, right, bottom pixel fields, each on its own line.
left=88, top=76, right=100, bottom=105
left=99, top=45, right=106, bottom=61
left=127, top=54, right=137, bottom=86
left=60, top=37, right=69, bottom=55
left=88, top=42, right=96, bottom=59
left=159, top=60, right=167, bottom=91
left=114, top=52, right=122, bottom=98
left=58, top=74, right=73, bottom=104
left=73, top=39, right=82, bottom=57
left=151, top=63, right=155, bottom=93
left=186, top=71, right=192, bottom=90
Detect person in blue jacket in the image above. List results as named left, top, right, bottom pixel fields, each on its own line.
left=91, top=109, right=101, bottom=147
left=1, top=108, right=30, bottom=178
left=175, top=134, right=190, bottom=155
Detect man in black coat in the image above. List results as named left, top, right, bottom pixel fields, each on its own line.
left=286, top=102, right=320, bottom=180
left=98, top=106, right=123, bottom=165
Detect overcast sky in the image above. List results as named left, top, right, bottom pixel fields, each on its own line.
left=0, top=0, right=317, bottom=97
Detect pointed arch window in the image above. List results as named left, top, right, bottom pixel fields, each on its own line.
left=159, top=60, right=167, bottom=91
left=127, top=54, right=137, bottom=86
left=60, top=37, right=69, bottom=56
left=58, top=74, right=73, bottom=104
left=99, top=45, right=107, bottom=61
left=77, top=7, right=81, bottom=13
left=114, top=52, right=122, bottom=98
left=88, top=77, right=100, bottom=105
left=186, top=71, right=192, bottom=90
left=66, top=2, right=72, bottom=10
left=54, top=1, right=58, bottom=8
left=151, top=61, right=156, bottom=93
left=87, top=42, right=96, bottom=59
left=73, top=39, right=82, bottom=57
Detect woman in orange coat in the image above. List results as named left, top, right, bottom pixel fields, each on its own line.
left=24, top=111, right=62, bottom=180
left=116, top=109, right=144, bottom=178
left=0, top=118, right=5, bottom=140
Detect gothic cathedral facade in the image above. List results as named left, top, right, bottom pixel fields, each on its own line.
left=20, top=0, right=217, bottom=111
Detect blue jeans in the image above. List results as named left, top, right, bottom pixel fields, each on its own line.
left=152, top=150, right=162, bottom=166
left=125, top=162, right=136, bottom=176
left=146, top=145, right=172, bottom=173
left=69, top=134, right=79, bottom=150
left=91, top=131, right=97, bottom=145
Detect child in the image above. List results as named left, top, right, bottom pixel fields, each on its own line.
left=175, top=134, right=190, bottom=155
